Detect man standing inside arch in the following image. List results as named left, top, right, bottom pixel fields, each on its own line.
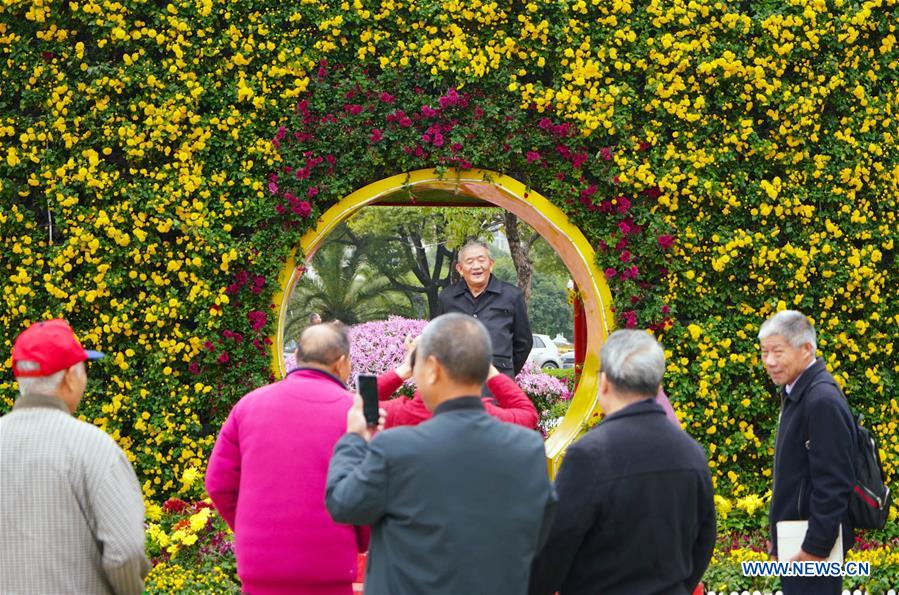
left=438, top=240, right=533, bottom=378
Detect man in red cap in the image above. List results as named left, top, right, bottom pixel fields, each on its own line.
left=1, top=319, right=150, bottom=595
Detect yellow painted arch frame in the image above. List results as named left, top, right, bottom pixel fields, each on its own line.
left=271, top=169, right=614, bottom=474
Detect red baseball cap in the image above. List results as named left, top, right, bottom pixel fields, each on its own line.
left=12, top=319, right=105, bottom=378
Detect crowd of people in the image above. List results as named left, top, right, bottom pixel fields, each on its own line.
left=1, top=240, right=859, bottom=595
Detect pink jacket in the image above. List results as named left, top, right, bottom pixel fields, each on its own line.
left=206, top=368, right=367, bottom=595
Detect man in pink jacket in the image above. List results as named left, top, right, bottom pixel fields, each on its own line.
left=206, top=323, right=368, bottom=595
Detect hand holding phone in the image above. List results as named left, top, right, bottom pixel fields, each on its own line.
left=357, top=374, right=380, bottom=426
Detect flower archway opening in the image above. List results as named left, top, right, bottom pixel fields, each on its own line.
left=271, top=169, right=614, bottom=474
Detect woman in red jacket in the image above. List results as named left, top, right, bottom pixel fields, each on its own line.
left=376, top=337, right=539, bottom=429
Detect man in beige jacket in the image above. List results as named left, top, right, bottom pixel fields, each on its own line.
left=1, top=319, right=150, bottom=594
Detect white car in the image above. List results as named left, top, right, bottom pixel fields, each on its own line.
left=528, top=334, right=562, bottom=369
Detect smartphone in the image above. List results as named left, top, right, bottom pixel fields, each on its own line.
left=357, top=374, right=380, bottom=426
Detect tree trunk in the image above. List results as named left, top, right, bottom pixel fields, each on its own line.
left=425, top=284, right=441, bottom=319
left=504, top=211, right=534, bottom=303
left=434, top=243, right=458, bottom=290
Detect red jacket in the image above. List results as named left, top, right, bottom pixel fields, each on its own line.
left=377, top=370, right=539, bottom=429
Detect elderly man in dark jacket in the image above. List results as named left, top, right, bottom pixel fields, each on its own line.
left=760, top=310, right=855, bottom=595
left=326, top=313, right=556, bottom=595
left=438, top=240, right=532, bottom=377
left=529, top=329, right=716, bottom=595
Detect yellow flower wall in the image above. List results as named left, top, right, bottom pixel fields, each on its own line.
left=1, top=0, right=896, bottom=508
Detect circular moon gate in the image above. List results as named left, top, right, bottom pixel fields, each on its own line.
left=271, top=169, right=614, bottom=475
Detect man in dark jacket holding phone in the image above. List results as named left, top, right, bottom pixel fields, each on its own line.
left=760, top=310, right=856, bottom=595
left=326, top=314, right=556, bottom=595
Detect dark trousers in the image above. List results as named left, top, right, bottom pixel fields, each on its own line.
left=781, top=575, right=842, bottom=595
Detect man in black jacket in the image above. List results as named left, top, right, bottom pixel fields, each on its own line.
left=529, top=329, right=716, bottom=595
left=438, top=240, right=532, bottom=377
left=760, top=310, right=855, bottom=595
left=326, top=313, right=556, bottom=595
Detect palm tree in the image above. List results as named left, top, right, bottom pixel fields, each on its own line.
left=282, top=240, right=407, bottom=343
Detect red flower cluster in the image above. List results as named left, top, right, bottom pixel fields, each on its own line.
left=162, top=498, right=189, bottom=513
left=247, top=310, right=268, bottom=332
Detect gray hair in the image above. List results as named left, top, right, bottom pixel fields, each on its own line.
left=600, top=330, right=665, bottom=398
left=17, top=370, right=66, bottom=397
left=417, top=313, right=492, bottom=385
left=296, top=322, right=350, bottom=366
left=758, top=310, right=817, bottom=351
left=457, top=240, right=493, bottom=263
